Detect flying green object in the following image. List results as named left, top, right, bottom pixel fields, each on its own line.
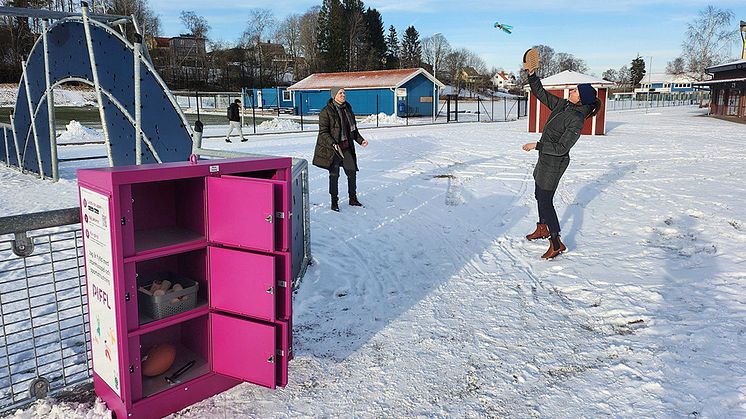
left=494, top=21, right=513, bottom=34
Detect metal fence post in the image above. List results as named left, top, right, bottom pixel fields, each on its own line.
left=299, top=93, right=304, bottom=132
left=477, top=97, right=480, bottom=122
left=251, top=93, right=256, bottom=134
left=455, top=95, right=459, bottom=122
left=376, top=95, right=379, bottom=127
left=406, top=95, right=409, bottom=126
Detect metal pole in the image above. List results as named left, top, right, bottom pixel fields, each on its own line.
left=134, top=33, right=142, bottom=165
left=447, top=96, right=450, bottom=122
left=299, top=93, right=304, bottom=132
left=82, top=2, right=114, bottom=167
left=21, top=60, right=44, bottom=178
left=241, top=88, right=245, bottom=127
left=406, top=95, right=409, bottom=126
left=477, top=97, right=480, bottom=122
left=3, top=126, right=9, bottom=165
left=455, top=93, right=458, bottom=122
left=504, top=97, right=507, bottom=121
left=10, top=114, right=21, bottom=169
left=42, top=19, right=58, bottom=180
left=491, top=94, right=494, bottom=122
left=376, top=95, right=379, bottom=127
left=251, top=93, right=256, bottom=134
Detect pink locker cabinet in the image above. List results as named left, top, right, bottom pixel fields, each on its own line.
left=77, top=157, right=293, bottom=419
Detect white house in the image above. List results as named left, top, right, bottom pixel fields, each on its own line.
left=491, top=71, right=516, bottom=90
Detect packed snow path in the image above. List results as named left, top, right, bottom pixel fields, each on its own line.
left=5, top=106, right=746, bottom=417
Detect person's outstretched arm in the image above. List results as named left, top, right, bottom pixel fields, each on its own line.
left=528, top=71, right=562, bottom=110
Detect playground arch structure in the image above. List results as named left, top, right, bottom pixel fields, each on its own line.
left=0, top=4, right=203, bottom=181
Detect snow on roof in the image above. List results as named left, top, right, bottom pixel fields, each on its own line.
left=288, top=68, right=444, bottom=91
left=706, top=59, right=746, bottom=73
left=539, top=70, right=614, bottom=88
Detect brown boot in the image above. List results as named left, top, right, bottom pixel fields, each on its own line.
left=526, top=223, right=550, bottom=241
left=542, top=236, right=567, bottom=260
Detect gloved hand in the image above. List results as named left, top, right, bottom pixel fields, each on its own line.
left=523, top=48, right=539, bottom=74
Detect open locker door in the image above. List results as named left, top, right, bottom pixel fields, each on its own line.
left=211, top=313, right=277, bottom=388
left=206, top=176, right=275, bottom=252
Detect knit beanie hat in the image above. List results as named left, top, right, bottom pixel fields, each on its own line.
left=330, top=87, right=344, bottom=99
left=577, top=83, right=597, bottom=105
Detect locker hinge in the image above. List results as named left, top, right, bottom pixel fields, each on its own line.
left=275, top=211, right=285, bottom=219
left=120, top=217, right=126, bottom=226
left=277, top=349, right=284, bottom=357
left=278, top=280, right=287, bottom=288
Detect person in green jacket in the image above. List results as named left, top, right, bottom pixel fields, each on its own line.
left=522, top=58, right=602, bottom=259
left=312, top=87, right=369, bottom=212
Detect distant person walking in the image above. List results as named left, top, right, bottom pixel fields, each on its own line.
left=312, top=87, right=369, bottom=212
left=225, top=99, right=246, bottom=143
left=521, top=48, right=602, bottom=259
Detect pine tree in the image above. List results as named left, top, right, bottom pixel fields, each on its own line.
left=362, top=8, right=386, bottom=70
left=384, top=25, right=400, bottom=69
left=400, top=25, right=421, bottom=68
left=317, top=0, right=347, bottom=72
left=630, top=55, right=646, bottom=87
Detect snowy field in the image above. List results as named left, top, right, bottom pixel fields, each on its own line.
left=4, top=106, right=746, bottom=417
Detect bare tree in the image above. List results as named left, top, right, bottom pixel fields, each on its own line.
left=276, top=14, right=302, bottom=80
left=298, top=6, right=320, bottom=76
left=666, top=56, right=686, bottom=75
left=602, top=68, right=617, bottom=82
left=421, top=33, right=450, bottom=80
left=617, top=65, right=631, bottom=90
left=242, top=8, right=277, bottom=46
left=180, top=10, right=209, bottom=38
left=681, top=6, right=738, bottom=81
left=556, top=52, right=588, bottom=73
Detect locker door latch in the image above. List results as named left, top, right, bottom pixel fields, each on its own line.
left=267, top=356, right=274, bottom=364
left=266, top=287, right=274, bottom=294
left=265, top=214, right=273, bottom=223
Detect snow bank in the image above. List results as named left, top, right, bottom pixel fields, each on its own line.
left=258, top=118, right=302, bottom=132
left=359, top=113, right=405, bottom=125
left=56, top=121, right=103, bottom=144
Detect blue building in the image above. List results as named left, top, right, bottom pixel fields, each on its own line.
left=634, top=73, right=698, bottom=96
left=242, top=87, right=294, bottom=110
left=288, top=68, right=444, bottom=116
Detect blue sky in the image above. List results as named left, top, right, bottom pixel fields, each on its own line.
left=150, top=0, right=746, bottom=76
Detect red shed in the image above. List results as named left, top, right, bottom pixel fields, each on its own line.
left=527, top=70, right=614, bottom=136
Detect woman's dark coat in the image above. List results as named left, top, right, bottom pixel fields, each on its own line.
left=312, top=99, right=364, bottom=170
left=528, top=73, right=592, bottom=191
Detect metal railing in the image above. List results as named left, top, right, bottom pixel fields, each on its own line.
left=0, top=208, right=93, bottom=415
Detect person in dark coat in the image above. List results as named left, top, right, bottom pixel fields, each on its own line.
left=522, top=64, right=601, bottom=259
left=225, top=99, right=246, bottom=143
left=312, top=87, right=369, bottom=212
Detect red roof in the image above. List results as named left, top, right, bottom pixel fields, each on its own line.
left=288, top=68, right=443, bottom=90
left=154, top=37, right=170, bottom=48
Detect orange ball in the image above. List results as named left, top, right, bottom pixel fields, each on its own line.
left=142, top=343, right=176, bottom=377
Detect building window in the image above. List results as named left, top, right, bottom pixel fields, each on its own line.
left=283, top=90, right=291, bottom=101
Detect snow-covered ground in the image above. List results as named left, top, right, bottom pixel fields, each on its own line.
left=4, top=106, right=746, bottom=417
left=0, top=86, right=97, bottom=108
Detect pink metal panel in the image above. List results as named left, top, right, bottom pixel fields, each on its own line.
left=276, top=319, right=290, bottom=387
left=209, top=246, right=275, bottom=322
left=206, top=176, right=275, bottom=252
left=211, top=313, right=276, bottom=388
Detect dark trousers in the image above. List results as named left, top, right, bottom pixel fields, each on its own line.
left=535, top=183, right=560, bottom=237
left=329, top=154, right=356, bottom=198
